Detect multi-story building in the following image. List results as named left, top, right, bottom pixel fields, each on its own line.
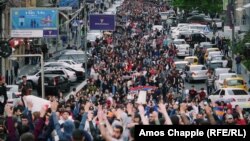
left=235, top=0, right=250, bottom=32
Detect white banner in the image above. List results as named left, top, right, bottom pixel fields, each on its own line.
left=11, top=30, right=43, bottom=38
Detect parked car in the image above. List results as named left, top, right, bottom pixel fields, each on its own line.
left=187, top=15, right=211, bottom=25
left=45, top=62, right=85, bottom=80
left=16, top=68, right=77, bottom=87
left=56, top=50, right=89, bottom=64
left=208, top=88, right=250, bottom=109
left=185, top=65, right=208, bottom=82
left=37, top=75, right=71, bottom=97
left=214, top=73, right=237, bottom=90
left=57, top=60, right=83, bottom=68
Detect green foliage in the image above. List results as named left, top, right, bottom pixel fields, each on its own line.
left=234, top=31, right=250, bottom=54
left=243, top=60, right=250, bottom=71
left=172, top=0, right=223, bottom=14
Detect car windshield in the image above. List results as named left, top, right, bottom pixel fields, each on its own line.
left=174, top=41, right=185, bottom=45
left=175, top=63, right=186, bottom=69
left=220, top=75, right=237, bottom=80
left=190, top=26, right=205, bottom=31
left=190, top=66, right=205, bottom=71
left=228, top=90, right=248, bottom=95
left=209, top=62, right=223, bottom=68
left=29, top=69, right=39, bottom=75
left=227, top=80, right=244, bottom=86
left=212, top=56, right=222, bottom=60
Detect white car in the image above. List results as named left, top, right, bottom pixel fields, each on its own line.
left=208, top=55, right=228, bottom=67
left=58, top=60, right=83, bottom=68
left=172, top=24, right=206, bottom=39
left=214, top=68, right=231, bottom=77
left=176, top=44, right=190, bottom=57
left=185, top=65, right=208, bottom=82
left=152, top=25, right=163, bottom=31
left=214, top=73, right=237, bottom=90
left=208, top=88, right=250, bottom=109
left=45, top=62, right=84, bottom=72
left=173, top=61, right=188, bottom=76
left=16, top=68, right=77, bottom=86
left=44, top=62, right=85, bottom=80
left=207, top=51, right=222, bottom=61
left=172, top=39, right=186, bottom=45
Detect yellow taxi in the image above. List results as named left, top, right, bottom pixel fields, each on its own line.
left=204, top=48, right=219, bottom=60
left=184, top=56, right=198, bottom=65
left=223, top=77, right=248, bottom=91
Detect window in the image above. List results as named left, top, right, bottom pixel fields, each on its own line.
left=227, top=80, right=244, bottom=86
left=228, top=90, right=248, bottom=95
left=220, top=90, right=225, bottom=95
left=213, top=90, right=220, bottom=95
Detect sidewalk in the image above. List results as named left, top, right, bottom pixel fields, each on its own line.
left=231, top=52, right=250, bottom=90
left=19, top=38, right=80, bottom=76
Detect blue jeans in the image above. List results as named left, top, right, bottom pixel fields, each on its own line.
left=236, top=63, right=241, bottom=74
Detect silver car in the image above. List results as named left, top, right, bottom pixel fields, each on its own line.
left=185, top=65, right=208, bottom=82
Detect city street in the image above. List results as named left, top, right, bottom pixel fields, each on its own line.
left=1, top=0, right=250, bottom=140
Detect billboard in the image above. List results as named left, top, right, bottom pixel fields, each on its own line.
left=89, top=14, right=115, bottom=31
left=59, top=0, right=79, bottom=9
left=10, top=8, right=58, bottom=38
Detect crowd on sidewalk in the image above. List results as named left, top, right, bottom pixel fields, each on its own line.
left=0, top=0, right=250, bottom=141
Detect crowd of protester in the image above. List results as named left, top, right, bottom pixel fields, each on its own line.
left=0, top=0, right=249, bottom=141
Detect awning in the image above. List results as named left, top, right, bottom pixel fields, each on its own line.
left=243, top=3, right=250, bottom=8
left=236, top=7, right=245, bottom=11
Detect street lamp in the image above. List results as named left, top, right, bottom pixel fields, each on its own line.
left=84, top=0, right=88, bottom=79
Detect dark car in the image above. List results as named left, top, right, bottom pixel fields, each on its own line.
left=183, top=33, right=210, bottom=48
left=187, top=15, right=211, bottom=25
left=37, top=75, right=70, bottom=97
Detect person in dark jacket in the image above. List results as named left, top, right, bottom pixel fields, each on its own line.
left=0, top=76, right=7, bottom=115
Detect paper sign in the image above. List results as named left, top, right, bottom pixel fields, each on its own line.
left=136, top=90, right=147, bottom=104
left=25, top=95, right=51, bottom=112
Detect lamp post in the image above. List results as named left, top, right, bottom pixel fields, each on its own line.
left=230, top=0, right=235, bottom=58
left=84, top=0, right=88, bottom=79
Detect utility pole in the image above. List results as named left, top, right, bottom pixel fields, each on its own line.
left=84, top=0, right=88, bottom=79
left=230, top=0, right=235, bottom=58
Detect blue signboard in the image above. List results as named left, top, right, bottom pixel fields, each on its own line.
left=43, top=30, right=58, bottom=37
left=59, top=0, right=79, bottom=9
left=89, top=14, right=115, bottom=31
left=11, top=8, right=58, bottom=30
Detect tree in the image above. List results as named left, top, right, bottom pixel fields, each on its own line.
left=172, top=0, right=223, bottom=14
